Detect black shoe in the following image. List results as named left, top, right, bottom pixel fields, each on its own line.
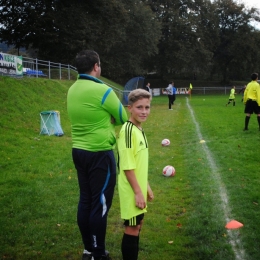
left=82, top=253, right=92, bottom=260
left=93, top=252, right=111, bottom=260
left=93, top=256, right=111, bottom=260
left=243, top=128, right=248, bottom=131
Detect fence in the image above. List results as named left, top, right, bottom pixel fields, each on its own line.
left=100, top=85, right=241, bottom=109
left=103, top=85, right=242, bottom=105
left=186, top=87, right=231, bottom=95
left=2, top=53, right=244, bottom=96
left=153, top=87, right=244, bottom=96
left=187, top=86, right=246, bottom=95
left=115, top=87, right=245, bottom=98
left=22, top=56, right=77, bottom=80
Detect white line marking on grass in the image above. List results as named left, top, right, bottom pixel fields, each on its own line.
left=186, top=98, right=246, bottom=260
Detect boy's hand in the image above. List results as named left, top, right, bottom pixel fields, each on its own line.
left=147, top=184, right=154, bottom=201
left=135, top=192, right=146, bottom=209
left=124, top=169, right=148, bottom=209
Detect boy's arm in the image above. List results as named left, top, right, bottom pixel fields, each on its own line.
left=147, top=182, right=154, bottom=202
left=124, top=169, right=146, bottom=210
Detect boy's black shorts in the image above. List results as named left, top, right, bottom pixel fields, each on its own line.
left=244, top=99, right=260, bottom=114
left=124, top=214, right=144, bottom=226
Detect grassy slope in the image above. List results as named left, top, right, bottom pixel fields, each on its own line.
left=0, top=76, right=124, bottom=260
left=0, top=77, right=77, bottom=259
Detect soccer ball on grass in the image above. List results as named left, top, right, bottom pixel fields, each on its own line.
left=162, top=165, right=175, bottom=177
left=161, top=139, right=170, bottom=146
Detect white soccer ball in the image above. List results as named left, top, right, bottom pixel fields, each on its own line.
left=162, top=165, right=176, bottom=177
left=161, top=139, right=170, bottom=146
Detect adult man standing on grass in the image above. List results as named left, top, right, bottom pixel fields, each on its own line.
left=243, top=73, right=260, bottom=131
left=67, top=50, right=128, bottom=260
left=165, top=81, right=174, bottom=110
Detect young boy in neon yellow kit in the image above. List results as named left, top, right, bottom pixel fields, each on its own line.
left=117, top=89, right=154, bottom=260
left=226, top=86, right=236, bottom=106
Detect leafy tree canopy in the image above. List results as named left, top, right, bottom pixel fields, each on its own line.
left=0, top=0, right=260, bottom=82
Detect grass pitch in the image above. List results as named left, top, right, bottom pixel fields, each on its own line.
left=1, top=77, right=260, bottom=260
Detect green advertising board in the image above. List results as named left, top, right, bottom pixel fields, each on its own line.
left=0, top=53, right=23, bottom=76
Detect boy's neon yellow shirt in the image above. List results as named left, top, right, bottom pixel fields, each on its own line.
left=229, top=88, right=235, bottom=99
left=117, top=121, right=149, bottom=219
left=67, top=74, right=127, bottom=151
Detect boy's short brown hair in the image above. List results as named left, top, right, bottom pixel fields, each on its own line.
left=128, top=89, right=151, bottom=105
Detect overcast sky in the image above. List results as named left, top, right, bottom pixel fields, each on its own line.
left=241, top=0, right=260, bottom=9
left=236, top=0, right=260, bottom=29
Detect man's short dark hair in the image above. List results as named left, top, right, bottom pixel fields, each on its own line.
left=75, top=50, right=100, bottom=74
left=251, top=73, right=258, bottom=81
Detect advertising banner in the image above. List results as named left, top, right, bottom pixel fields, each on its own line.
left=0, top=53, right=23, bottom=76
left=162, top=88, right=189, bottom=95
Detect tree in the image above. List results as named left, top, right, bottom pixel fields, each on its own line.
left=101, top=0, right=161, bottom=80
left=0, top=0, right=60, bottom=56
left=146, top=0, right=216, bottom=81
left=1, top=0, right=260, bottom=82
left=209, top=0, right=260, bottom=81
left=0, top=0, right=161, bottom=79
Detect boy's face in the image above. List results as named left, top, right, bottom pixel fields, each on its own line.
left=128, top=98, right=151, bottom=127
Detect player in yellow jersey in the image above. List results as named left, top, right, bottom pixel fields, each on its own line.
left=226, top=86, right=236, bottom=106
left=243, top=73, right=260, bottom=131
left=117, top=89, right=154, bottom=260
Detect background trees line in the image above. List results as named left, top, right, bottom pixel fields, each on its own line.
left=0, top=0, right=260, bottom=83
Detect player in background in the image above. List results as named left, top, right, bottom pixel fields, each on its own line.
left=243, top=73, right=260, bottom=131
left=226, top=86, right=236, bottom=106
left=117, top=89, right=154, bottom=260
left=165, top=81, right=174, bottom=110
